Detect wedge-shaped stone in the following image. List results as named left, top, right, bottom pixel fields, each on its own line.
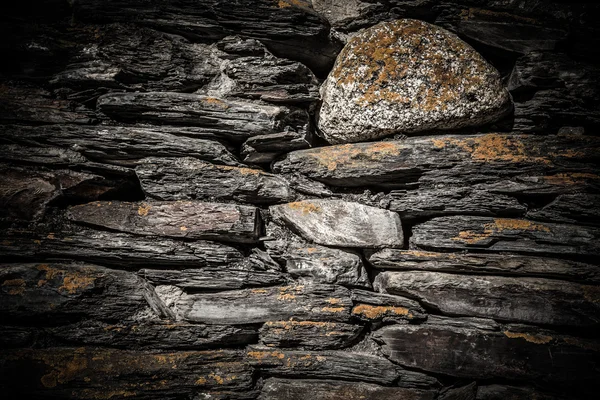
left=259, top=378, right=437, bottom=400
left=0, top=347, right=254, bottom=399
left=273, top=134, right=600, bottom=189
left=350, top=289, right=427, bottom=323
left=259, top=320, right=363, bottom=350
left=173, top=284, right=353, bottom=324
left=96, top=92, right=310, bottom=140
left=0, top=263, right=170, bottom=323
left=318, top=19, right=511, bottom=143
left=68, top=201, right=261, bottom=243
left=1, top=124, right=240, bottom=167
left=374, top=319, right=599, bottom=390
left=368, top=249, right=600, bottom=284
left=411, top=216, right=600, bottom=256
left=375, top=271, right=600, bottom=327
left=241, top=131, right=313, bottom=164
left=526, top=193, right=600, bottom=226
left=0, top=226, right=244, bottom=268
left=247, top=347, right=440, bottom=388
left=136, top=157, right=294, bottom=204
left=0, top=165, right=115, bottom=221
left=285, top=244, right=371, bottom=288
left=270, top=200, right=403, bottom=248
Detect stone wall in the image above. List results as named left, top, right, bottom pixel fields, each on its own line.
left=1, top=1, right=599, bottom=399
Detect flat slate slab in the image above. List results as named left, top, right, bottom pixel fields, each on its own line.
left=373, top=318, right=599, bottom=390
left=68, top=200, right=261, bottom=243
left=411, top=216, right=600, bottom=257
left=375, top=271, right=600, bottom=327
left=270, top=200, right=403, bottom=248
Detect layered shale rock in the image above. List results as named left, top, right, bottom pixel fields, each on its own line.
left=374, top=317, right=599, bottom=395
left=136, top=157, right=295, bottom=204
left=318, top=19, right=512, bottom=143
left=1, top=2, right=599, bottom=399
left=374, top=271, right=600, bottom=327
left=68, top=200, right=261, bottom=243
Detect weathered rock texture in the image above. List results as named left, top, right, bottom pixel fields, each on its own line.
left=318, top=19, right=512, bottom=143
left=1, top=2, right=599, bottom=400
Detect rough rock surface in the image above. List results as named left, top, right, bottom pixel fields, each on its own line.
left=1, top=2, right=599, bottom=399
left=270, top=200, right=403, bottom=248
left=318, top=19, right=512, bottom=143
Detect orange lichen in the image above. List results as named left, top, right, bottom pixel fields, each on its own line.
left=435, top=134, right=551, bottom=164
left=203, top=97, right=229, bottom=109
left=40, top=347, right=89, bottom=388
left=180, top=226, right=188, bottom=231
left=287, top=201, right=322, bottom=214
left=247, top=350, right=285, bottom=360
left=332, top=19, right=492, bottom=109
left=137, top=203, right=151, bottom=216
left=61, top=274, right=95, bottom=295
left=265, top=320, right=334, bottom=330
left=36, top=264, right=95, bottom=295
left=2, top=278, right=26, bottom=295
left=306, top=141, right=403, bottom=171
left=503, top=331, right=552, bottom=344
left=195, top=377, right=207, bottom=385
left=321, top=307, right=345, bottom=313
left=277, top=0, right=309, bottom=8
left=251, top=289, right=268, bottom=294
left=452, top=218, right=551, bottom=245
left=542, top=173, right=600, bottom=186
left=327, top=298, right=342, bottom=305
left=352, top=304, right=413, bottom=319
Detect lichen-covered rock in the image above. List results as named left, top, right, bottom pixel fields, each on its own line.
left=318, top=19, right=512, bottom=143
left=270, top=200, right=403, bottom=248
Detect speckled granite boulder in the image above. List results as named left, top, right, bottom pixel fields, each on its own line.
left=318, top=19, right=512, bottom=144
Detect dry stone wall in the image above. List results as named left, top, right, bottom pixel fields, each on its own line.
left=1, top=1, right=599, bottom=399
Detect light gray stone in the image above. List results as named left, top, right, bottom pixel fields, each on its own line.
left=318, top=19, right=512, bottom=143
left=270, top=200, right=403, bottom=248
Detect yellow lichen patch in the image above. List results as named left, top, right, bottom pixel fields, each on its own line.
left=439, top=134, right=551, bottom=164
left=251, top=288, right=268, bottom=294
left=216, top=164, right=262, bottom=176
left=305, top=247, right=318, bottom=254
left=137, top=203, right=151, bottom=216
left=202, top=97, right=229, bottom=109
left=60, top=274, right=95, bottom=295
left=503, top=331, right=553, bottom=344
left=453, top=218, right=551, bottom=245
left=40, top=348, right=89, bottom=388
left=452, top=230, right=493, bottom=245
left=306, top=142, right=403, bottom=171
left=247, top=350, right=285, bottom=360
left=287, top=201, right=322, bottom=215
left=2, top=278, right=26, bottom=295
left=195, top=377, right=207, bottom=385
left=277, top=285, right=304, bottom=301
left=47, top=233, right=55, bottom=239
left=352, top=304, right=412, bottom=319
left=321, top=307, right=346, bottom=313
left=277, top=0, right=309, bottom=8
left=180, top=226, right=188, bottom=231
left=490, top=219, right=551, bottom=233
left=265, top=320, right=334, bottom=330
left=332, top=19, right=492, bottom=109
left=208, top=373, right=224, bottom=385
left=36, top=264, right=96, bottom=295
left=327, top=298, right=342, bottom=305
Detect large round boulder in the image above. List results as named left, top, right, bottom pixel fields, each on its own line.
left=318, top=19, right=512, bottom=144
